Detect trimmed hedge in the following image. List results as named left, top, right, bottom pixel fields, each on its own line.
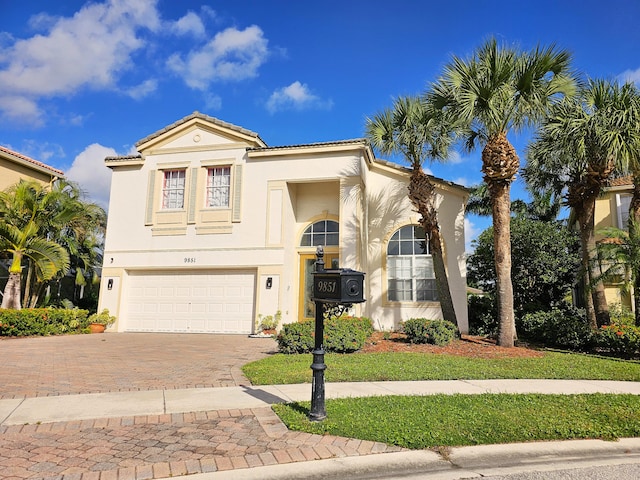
left=0, top=308, right=90, bottom=337
left=402, top=318, right=459, bottom=346
left=276, top=316, right=374, bottom=354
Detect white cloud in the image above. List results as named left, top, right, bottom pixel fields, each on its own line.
left=618, top=67, right=640, bottom=85
left=65, top=143, right=116, bottom=208
left=167, top=25, right=269, bottom=90
left=170, top=11, right=205, bottom=37
left=447, top=150, right=464, bottom=164
left=0, top=0, right=161, bottom=123
left=125, top=79, right=158, bottom=99
left=454, top=177, right=472, bottom=187
left=464, top=218, right=482, bottom=253
left=266, top=81, right=333, bottom=113
left=204, top=93, right=223, bottom=111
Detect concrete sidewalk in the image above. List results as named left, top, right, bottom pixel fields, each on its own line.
left=2, top=380, right=640, bottom=479
left=4, top=379, right=640, bottom=426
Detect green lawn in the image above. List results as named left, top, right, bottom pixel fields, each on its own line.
left=274, top=394, right=640, bottom=448
left=244, top=350, right=640, bottom=447
left=242, top=351, right=640, bottom=385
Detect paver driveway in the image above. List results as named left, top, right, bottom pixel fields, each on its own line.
left=0, top=333, right=278, bottom=399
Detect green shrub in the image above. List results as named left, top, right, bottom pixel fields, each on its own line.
left=325, top=316, right=374, bottom=353
left=595, top=321, right=640, bottom=358
left=609, top=303, right=635, bottom=325
left=519, top=307, right=592, bottom=351
left=276, top=316, right=374, bottom=354
left=467, top=294, right=497, bottom=336
left=0, top=308, right=90, bottom=337
left=276, top=320, right=315, bottom=354
left=402, top=318, right=458, bottom=346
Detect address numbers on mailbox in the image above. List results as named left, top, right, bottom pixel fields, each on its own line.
left=313, top=268, right=365, bottom=304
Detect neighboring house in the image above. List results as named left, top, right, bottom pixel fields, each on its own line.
left=0, top=145, right=64, bottom=190
left=594, top=175, right=634, bottom=310
left=97, top=112, right=469, bottom=334
left=0, top=146, right=65, bottom=298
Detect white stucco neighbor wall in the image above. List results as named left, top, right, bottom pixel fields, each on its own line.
left=98, top=113, right=468, bottom=334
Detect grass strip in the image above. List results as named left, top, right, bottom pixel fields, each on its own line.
left=273, top=394, right=640, bottom=448
left=243, top=351, right=640, bottom=385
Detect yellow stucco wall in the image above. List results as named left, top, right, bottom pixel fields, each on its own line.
left=0, top=157, right=57, bottom=191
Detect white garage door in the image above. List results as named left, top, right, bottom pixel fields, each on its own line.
left=124, top=270, right=255, bottom=334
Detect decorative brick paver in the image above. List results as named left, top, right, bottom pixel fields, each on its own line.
left=0, top=334, right=409, bottom=479
left=0, top=334, right=277, bottom=399
left=0, top=407, right=405, bottom=479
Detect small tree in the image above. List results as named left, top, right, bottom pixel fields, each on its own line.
left=468, top=217, right=581, bottom=320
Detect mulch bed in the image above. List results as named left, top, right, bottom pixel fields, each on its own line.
left=360, top=332, right=544, bottom=359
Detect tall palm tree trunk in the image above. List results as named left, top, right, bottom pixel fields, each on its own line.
left=483, top=133, right=517, bottom=347
left=489, top=181, right=516, bottom=346
left=407, top=168, right=459, bottom=328
left=575, top=195, right=610, bottom=328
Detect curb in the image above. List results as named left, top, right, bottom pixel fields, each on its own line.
left=177, top=438, right=640, bottom=480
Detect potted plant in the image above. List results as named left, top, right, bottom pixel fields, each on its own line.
left=255, top=310, right=281, bottom=336
left=87, top=309, right=116, bottom=333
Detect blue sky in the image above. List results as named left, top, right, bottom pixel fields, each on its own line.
left=1, top=0, right=640, bottom=250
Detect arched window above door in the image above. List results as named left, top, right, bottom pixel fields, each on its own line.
left=300, top=220, right=339, bottom=247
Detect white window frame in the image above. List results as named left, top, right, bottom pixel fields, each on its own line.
left=161, top=169, right=186, bottom=209
left=300, top=220, right=339, bottom=247
left=386, top=225, right=437, bottom=302
left=206, top=166, right=231, bottom=208
left=616, top=193, right=632, bottom=229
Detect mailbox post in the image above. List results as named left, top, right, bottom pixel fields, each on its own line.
left=309, top=245, right=365, bottom=421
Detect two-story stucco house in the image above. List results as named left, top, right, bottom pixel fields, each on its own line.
left=97, top=112, right=469, bottom=334
left=595, top=176, right=634, bottom=311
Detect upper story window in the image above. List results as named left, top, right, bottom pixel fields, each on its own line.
left=387, top=225, right=437, bottom=302
left=616, top=193, right=632, bottom=228
left=206, top=166, right=231, bottom=208
left=162, top=170, right=185, bottom=209
left=300, top=220, right=339, bottom=247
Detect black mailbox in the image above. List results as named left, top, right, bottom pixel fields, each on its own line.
left=313, top=268, right=365, bottom=304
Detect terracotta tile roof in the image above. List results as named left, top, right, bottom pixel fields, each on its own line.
left=104, top=154, right=143, bottom=162
left=607, top=175, right=633, bottom=187
left=0, top=145, right=64, bottom=176
left=135, top=111, right=266, bottom=148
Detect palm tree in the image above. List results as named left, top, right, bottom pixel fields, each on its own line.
left=0, top=180, right=105, bottom=309
left=25, top=180, right=107, bottom=307
left=0, top=181, right=71, bottom=309
left=366, top=96, right=460, bottom=327
left=428, top=38, right=576, bottom=346
left=525, top=79, right=640, bottom=328
left=468, top=184, right=562, bottom=222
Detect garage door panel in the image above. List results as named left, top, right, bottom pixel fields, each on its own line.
left=158, top=304, right=174, bottom=314
left=124, top=270, right=255, bottom=334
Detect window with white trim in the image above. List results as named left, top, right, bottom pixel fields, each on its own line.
left=387, top=225, right=437, bottom=301
left=616, top=193, right=632, bottom=228
left=162, top=170, right=186, bottom=209
left=206, top=166, right=231, bottom=208
left=300, top=220, right=339, bottom=246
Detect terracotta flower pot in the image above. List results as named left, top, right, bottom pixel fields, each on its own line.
left=89, top=323, right=106, bottom=334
